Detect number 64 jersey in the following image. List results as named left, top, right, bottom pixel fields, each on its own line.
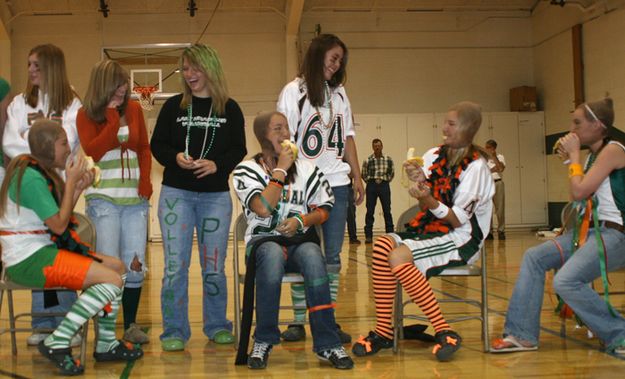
left=277, top=78, right=354, bottom=188
left=232, top=158, right=335, bottom=244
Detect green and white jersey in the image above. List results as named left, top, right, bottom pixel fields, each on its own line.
left=277, top=78, right=354, bottom=187
left=232, top=159, right=334, bottom=243
left=0, top=167, right=57, bottom=267
left=588, top=141, right=625, bottom=225
left=84, top=124, right=141, bottom=205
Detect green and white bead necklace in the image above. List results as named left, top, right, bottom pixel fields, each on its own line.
left=184, top=101, right=216, bottom=160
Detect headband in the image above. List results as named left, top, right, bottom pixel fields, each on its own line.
left=584, top=104, right=607, bottom=129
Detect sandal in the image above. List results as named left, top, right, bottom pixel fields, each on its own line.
left=432, top=330, right=462, bottom=362
left=38, top=341, right=84, bottom=376
left=491, top=335, right=538, bottom=353
left=93, top=340, right=144, bottom=362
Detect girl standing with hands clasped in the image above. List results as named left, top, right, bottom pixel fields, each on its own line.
left=77, top=60, right=152, bottom=344
left=2, top=43, right=82, bottom=347
left=0, top=120, right=143, bottom=376
left=277, top=33, right=364, bottom=343
left=151, top=44, right=246, bottom=351
left=492, top=98, right=625, bottom=356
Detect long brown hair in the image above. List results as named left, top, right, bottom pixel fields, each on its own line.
left=300, top=34, right=348, bottom=107
left=83, top=60, right=130, bottom=123
left=0, top=120, right=66, bottom=217
left=24, top=44, right=78, bottom=114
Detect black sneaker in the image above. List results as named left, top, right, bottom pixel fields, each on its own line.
left=364, top=237, right=373, bottom=244
left=247, top=341, right=272, bottom=369
left=351, top=331, right=393, bottom=357
left=280, top=324, right=306, bottom=341
left=336, top=323, right=352, bottom=344
left=349, top=239, right=361, bottom=244
left=432, top=330, right=462, bottom=362
left=316, top=346, right=354, bottom=369
left=498, top=231, right=506, bottom=240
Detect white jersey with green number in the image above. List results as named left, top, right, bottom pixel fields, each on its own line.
left=232, top=159, right=334, bottom=244
left=277, top=78, right=354, bottom=187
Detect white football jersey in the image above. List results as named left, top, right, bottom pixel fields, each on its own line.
left=421, top=147, right=495, bottom=247
left=233, top=158, right=335, bottom=243
left=277, top=78, right=354, bottom=187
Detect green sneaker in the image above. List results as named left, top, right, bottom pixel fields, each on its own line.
left=212, top=330, right=235, bottom=344
left=161, top=338, right=185, bottom=352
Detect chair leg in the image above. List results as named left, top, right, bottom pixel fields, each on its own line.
left=480, top=246, right=490, bottom=352
left=233, top=276, right=241, bottom=349
left=80, top=319, right=89, bottom=364
left=8, top=289, right=17, bottom=355
left=393, top=283, right=403, bottom=353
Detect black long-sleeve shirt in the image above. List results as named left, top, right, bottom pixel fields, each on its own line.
left=151, top=94, right=246, bottom=192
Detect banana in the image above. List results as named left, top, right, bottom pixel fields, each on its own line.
left=553, top=139, right=562, bottom=154
left=84, top=156, right=102, bottom=187
left=281, top=140, right=298, bottom=160
left=405, top=147, right=424, bottom=166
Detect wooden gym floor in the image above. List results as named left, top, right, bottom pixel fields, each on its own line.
left=1, top=230, right=624, bottom=378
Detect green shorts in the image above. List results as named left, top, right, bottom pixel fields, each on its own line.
left=6, top=245, right=60, bottom=287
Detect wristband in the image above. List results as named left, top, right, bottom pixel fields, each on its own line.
left=268, top=179, right=284, bottom=188
left=270, top=177, right=285, bottom=186
left=259, top=194, right=275, bottom=214
left=294, top=214, right=305, bottom=231
left=429, top=202, right=449, bottom=219
left=272, top=168, right=288, bottom=177
left=568, top=163, right=584, bottom=178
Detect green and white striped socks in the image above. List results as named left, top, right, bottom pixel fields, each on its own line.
left=44, top=282, right=121, bottom=349
left=95, top=274, right=125, bottom=353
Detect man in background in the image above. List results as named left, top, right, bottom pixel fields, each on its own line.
left=362, top=139, right=394, bottom=243
left=485, top=139, right=506, bottom=240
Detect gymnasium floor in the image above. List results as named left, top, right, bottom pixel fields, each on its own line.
left=1, top=230, right=624, bottom=378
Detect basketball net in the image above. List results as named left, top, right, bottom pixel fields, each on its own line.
left=133, top=86, right=157, bottom=111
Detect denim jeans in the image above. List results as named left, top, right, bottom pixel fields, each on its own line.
left=364, top=181, right=394, bottom=237
left=31, top=290, right=77, bottom=329
left=158, top=185, right=233, bottom=341
left=253, top=241, right=341, bottom=352
left=86, top=198, right=149, bottom=288
left=504, top=227, right=625, bottom=350
left=323, top=185, right=348, bottom=274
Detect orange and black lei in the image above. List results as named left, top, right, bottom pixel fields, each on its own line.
left=405, top=146, right=480, bottom=235
left=24, top=157, right=96, bottom=259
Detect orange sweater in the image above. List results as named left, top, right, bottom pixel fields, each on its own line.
left=76, top=100, right=152, bottom=199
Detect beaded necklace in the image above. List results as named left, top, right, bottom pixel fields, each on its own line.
left=184, top=101, right=216, bottom=160
left=406, top=146, right=479, bottom=235
left=315, top=81, right=335, bottom=129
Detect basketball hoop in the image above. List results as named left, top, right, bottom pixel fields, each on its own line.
left=133, top=85, right=158, bottom=111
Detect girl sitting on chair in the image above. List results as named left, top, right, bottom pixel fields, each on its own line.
left=232, top=111, right=354, bottom=370
left=0, top=119, right=143, bottom=376
left=351, top=101, right=494, bottom=362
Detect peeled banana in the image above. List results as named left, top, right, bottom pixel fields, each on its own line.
left=84, top=156, right=102, bottom=187
left=281, top=140, right=298, bottom=160
left=405, top=147, right=424, bottom=166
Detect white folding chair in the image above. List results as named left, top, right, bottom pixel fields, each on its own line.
left=232, top=213, right=324, bottom=346
left=0, top=212, right=96, bottom=361
left=392, top=205, right=490, bottom=352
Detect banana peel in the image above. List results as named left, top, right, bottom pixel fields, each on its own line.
left=405, top=147, right=423, bottom=166
left=281, top=140, right=298, bottom=160
left=84, top=156, right=102, bottom=187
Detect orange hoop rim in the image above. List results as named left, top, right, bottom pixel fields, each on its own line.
left=132, top=85, right=158, bottom=98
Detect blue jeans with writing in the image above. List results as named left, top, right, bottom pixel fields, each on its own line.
left=158, top=185, right=233, bottom=342
left=253, top=240, right=341, bottom=352
left=504, top=227, right=625, bottom=351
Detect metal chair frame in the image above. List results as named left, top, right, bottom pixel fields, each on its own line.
left=392, top=205, right=490, bottom=352
left=232, top=213, right=324, bottom=346
left=0, top=212, right=97, bottom=362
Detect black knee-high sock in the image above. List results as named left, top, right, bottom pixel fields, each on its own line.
left=122, top=287, right=142, bottom=329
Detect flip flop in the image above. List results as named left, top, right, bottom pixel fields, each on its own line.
left=491, top=336, right=538, bottom=353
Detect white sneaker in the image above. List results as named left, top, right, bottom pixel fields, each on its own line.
left=26, top=333, right=49, bottom=346
left=27, top=333, right=82, bottom=347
